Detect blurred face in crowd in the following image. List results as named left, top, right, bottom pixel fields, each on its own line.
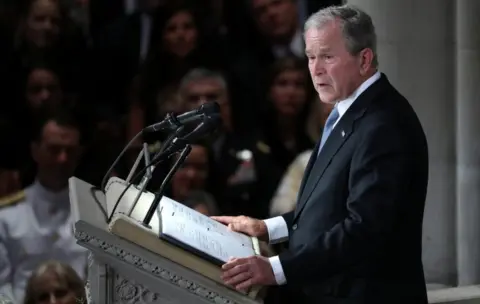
left=182, top=77, right=232, bottom=131
left=26, top=68, right=63, bottom=110
left=270, top=68, right=307, bottom=117
left=251, top=0, right=298, bottom=43
left=29, top=270, right=78, bottom=304
left=32, top=121, right=81, bottom=190
left=24, top=0, right=61, bottom=49
left=156, top=87, right=184, bottom=117
left=138, top=0, right=165, bottom=14
left=163, top=10, right=198, bottom=58
left=194, top=202, right=210, bottom=216
left=172, top=145, right=209, bottom=201
left=305, top=20, right=375, bottom=104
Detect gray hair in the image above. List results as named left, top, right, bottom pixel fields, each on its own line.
left=178, top=68, right=228, bottom=95
left=304, top=5, right=378, bottom=67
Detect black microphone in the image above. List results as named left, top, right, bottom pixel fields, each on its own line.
left=143, top=102, right=220, bottom=133
left=157, top=114, right=222, bottom=157
left=142, top=114, right=222, bottom=226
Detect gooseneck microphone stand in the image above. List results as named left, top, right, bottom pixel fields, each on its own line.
left=142, top=143, right=192, bottom=227
left=125, top=126, right=185, bottom=217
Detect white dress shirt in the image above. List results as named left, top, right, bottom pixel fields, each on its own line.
left=265, top=71, right=382, bottom=285
left=0, top=181, right=88, bottom=303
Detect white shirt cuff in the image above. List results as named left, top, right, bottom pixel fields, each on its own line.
left=269, top=255, right=287, bottom=285
left=263, top=216, right=289, bottom=244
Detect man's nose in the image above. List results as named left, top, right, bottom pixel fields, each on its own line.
left=312, top=59, right=325, bottom=75
left=39, top=89, right=51, bottom=101
left=57, top=150, right=68, bottom=163
left=185, top=168, right=196, bottom=178
left=48, top=293, right=57, bottom=304
left=284, top=83, right=298, bottom=94
left=42, top=18, right=54, bottom=31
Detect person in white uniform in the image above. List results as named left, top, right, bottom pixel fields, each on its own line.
left=0, top=109, right=88, bottom=303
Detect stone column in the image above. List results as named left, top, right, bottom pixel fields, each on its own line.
left=346, top=0, right=456, bottom=286
left=455, top=0, right=480, bottom=286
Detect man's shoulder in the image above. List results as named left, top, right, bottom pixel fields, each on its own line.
left=0, top=190, right=26, bottom=210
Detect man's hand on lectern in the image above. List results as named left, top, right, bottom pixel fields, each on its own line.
left=221, top=256, right=276, bottom=291
left=211, top=215, right=269, bottom=242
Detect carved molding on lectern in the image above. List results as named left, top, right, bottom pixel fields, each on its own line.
left=75, top=230, right=236, bottom=304
left=114, top=273, right=171, bottom=304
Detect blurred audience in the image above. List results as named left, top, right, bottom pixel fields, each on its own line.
left=0, top=109, right=88, bottom=303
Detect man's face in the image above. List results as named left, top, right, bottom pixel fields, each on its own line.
left=172, top=145, right=209, bottom=201
left=32, top=121, right=81, bottom=185
left=183, top=78, right=231, bottom=130
left=305, top=20, right=370, bottom=104
left=251, top=0, right=298, bottom=42
left=26, top=68, right=63, bottom=109
left=25, top=0, right=61, bottom=49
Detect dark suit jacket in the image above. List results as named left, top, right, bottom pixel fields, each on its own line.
left=278, top=74, right=429, bottom=304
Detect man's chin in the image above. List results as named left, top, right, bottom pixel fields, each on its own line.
left=317, top=92, right=337, bottom=105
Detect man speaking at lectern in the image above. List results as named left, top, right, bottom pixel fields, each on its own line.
left=213, top=4, right=429, bottom=304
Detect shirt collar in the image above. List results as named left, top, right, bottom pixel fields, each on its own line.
left=32, top=180, right=70, bottom=209
left=336, top=71, right=381, bottom=117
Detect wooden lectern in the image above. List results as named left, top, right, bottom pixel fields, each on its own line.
left=69, top=176, right=264, bottom=304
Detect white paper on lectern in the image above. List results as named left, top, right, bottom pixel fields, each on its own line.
left=159, top=197, right=256, bottom=263
left=104, top=177, right=258, bottom=263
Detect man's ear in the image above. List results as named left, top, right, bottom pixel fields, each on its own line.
left=358, top=48, right=375, bottom=75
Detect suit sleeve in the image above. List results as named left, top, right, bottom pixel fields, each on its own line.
left=278, top=121, right=411, bottom=285
left=282, top=211, right=294, bottom=229
left=0, top=222, right=14, bottom=301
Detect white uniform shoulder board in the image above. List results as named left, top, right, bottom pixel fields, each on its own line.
left=0, top=190, right=26, bottom=209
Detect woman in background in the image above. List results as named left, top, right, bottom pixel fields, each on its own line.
left=23, top=260, right=86, bottom=304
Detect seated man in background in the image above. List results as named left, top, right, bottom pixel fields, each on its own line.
left=0, top=108, right=88, bottom=303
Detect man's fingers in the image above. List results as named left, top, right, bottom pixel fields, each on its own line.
left=222, top=260, right=248, bottom=277
left=222, top=258, right=239, bottom=271
left=235, top=279, right=254, bottom=292
left=228, top=222, right=243, bottom=232
left=211, top=216, right=236, bottom=225
left=224, top=271, right=251, bottom=287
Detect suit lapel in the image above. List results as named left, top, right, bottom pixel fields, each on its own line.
left=294, top=114, right=357, bottom=220
left=295, top=141, right=321, bottom=202
left=293, top=74, right=390, bottom=221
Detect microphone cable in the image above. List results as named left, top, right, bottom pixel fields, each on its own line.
left=106, top=129, right=182, bottom=224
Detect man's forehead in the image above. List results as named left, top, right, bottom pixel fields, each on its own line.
left=186, top=79, right=223, bottom=92
left=41, top=121, right=79, bottom=141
